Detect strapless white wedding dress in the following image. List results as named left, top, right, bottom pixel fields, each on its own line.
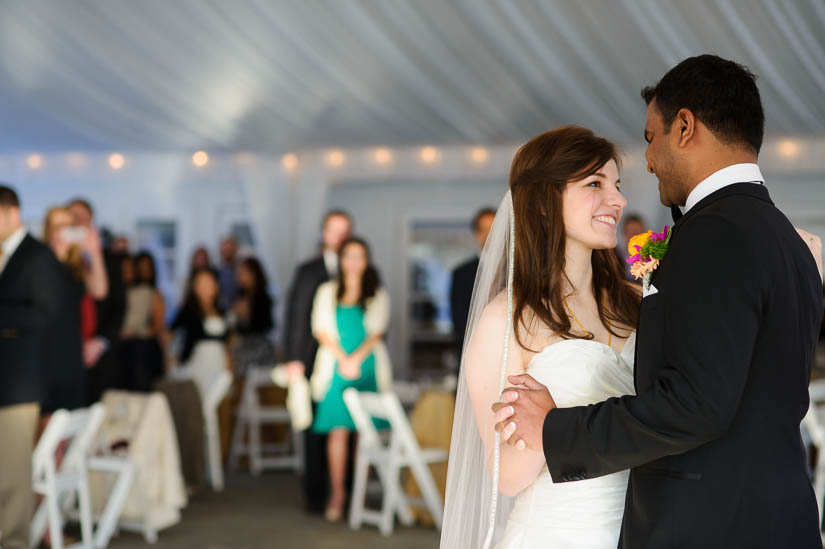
left=496, top=333, right=636, bottom=549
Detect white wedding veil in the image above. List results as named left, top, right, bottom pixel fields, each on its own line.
left=441, top=190, right=517, bottom=549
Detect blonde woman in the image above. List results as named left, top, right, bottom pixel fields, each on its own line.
left=41, top=206, right=107, bottom=412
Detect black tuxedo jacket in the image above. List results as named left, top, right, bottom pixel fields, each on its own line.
left=283, top=257, right=329, bottom=376
left=542, top=184, right=823, bottom=548
left=0, top=234, right=63, bottom=407
left=450, top=256, right=479, bottom=358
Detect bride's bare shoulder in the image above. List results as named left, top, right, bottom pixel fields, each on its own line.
left=477, top=291, right=509, bottom=325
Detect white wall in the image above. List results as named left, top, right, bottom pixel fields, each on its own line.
left=1, top=137, right=821, bottom=372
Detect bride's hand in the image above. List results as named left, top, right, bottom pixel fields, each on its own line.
left=796, top=228, right=822, bottom=281
left=492, top=374, right=557, bottom=451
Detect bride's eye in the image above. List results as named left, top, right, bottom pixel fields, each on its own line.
left=587, top=180, right=601, bottom=188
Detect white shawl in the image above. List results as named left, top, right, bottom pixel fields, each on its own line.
left=309, top=281, right=392, bottom=401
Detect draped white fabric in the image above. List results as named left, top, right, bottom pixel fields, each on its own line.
left=0, top=0, right=823, bottom=153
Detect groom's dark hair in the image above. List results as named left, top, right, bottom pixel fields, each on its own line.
left=642, top=54, right=765, bottom=154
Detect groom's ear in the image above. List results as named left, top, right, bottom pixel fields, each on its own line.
left=675, top=108, right=696, bottom=148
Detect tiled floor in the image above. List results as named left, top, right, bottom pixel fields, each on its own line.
left=107, top=472, right=440, bottom=549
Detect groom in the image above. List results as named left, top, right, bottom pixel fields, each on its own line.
left=494, top=55, right=824, bottom=547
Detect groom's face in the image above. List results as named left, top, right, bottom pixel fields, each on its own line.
left=644, top=100, right=682, bottom=207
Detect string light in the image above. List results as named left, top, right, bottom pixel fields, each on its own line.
left=372, top=148, right=393, bottom=165
left=26, top=154, right=43, bottom=170
left=469, top=147, right=489, bottom=164
left=282, top=153, right=299, bottom=172
left=325, top=149, right=346, bottom=167
left=192, top=151, right=209, bottom=167
left=108, top=153, right=125, bottom=170
left=777, top=139, right=800, bottom=159
left=419, top=146, right=440, bottom=164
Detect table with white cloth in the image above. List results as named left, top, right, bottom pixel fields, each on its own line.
left=89, top=390, right=187, bottom=533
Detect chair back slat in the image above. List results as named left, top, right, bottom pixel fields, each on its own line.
left=33, top=404, right=105, bottom=480
left=343, top=389, right=382, bottom=448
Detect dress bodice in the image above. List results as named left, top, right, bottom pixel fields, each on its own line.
left=496, top=333, right=636, bottom=548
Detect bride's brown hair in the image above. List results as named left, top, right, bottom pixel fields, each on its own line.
left=509, top=125, right=640, bottom=349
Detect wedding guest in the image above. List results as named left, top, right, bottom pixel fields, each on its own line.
left=171, top=267, right=229, bottom=366
left=310, top=237, right=392, bottom=521
left=42, top=206, right=108, bottom=414
left=111, top=235, right=129, bottom=254
left=283, top=209, right=352, bottom=514
left=0, top=185, right=61, bottom=549
left=231, top=256, right=275, bottom=376
left=189, top=246, right=212, bottom=274
left=450, top=207, right=495, bottom=359
left=163, top=267, right=229, bottom=490
left=119, top=251, right=165, bottom=392
left=68, top=198, right=123, bottom=404
left=616, top=213, right=646, bottom=281
left=218, top=236, right=239, bottom=311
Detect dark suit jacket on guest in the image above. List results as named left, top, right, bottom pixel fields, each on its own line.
left=284, top=257, right=329, bottom=377
left=95, top=249, right=125, bottom=345
left=450, top=256, right=479, bottom=358
left=0, top=234, right=63, bottom=407
left=542, top=184, right=823, bottom=548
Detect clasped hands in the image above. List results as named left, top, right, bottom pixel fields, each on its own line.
left=338, top=352, right=366, bottom=379
left=492, top=374, right=557, bottom=451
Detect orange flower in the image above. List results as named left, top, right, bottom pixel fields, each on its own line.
left=628, top=230, right=653, bottom=257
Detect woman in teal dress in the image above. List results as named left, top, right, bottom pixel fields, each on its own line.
left=309, top=237, right=392, bottom=521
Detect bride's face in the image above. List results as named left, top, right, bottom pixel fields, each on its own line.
left=561, top=159, right=626, bottom=251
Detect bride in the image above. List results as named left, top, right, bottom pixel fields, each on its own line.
left=441, top=125, right=642, bottom=548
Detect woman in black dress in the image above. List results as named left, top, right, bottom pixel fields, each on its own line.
left=41, top=206, right=108, bottom=413
left=231, top=256, right=275, bottom=376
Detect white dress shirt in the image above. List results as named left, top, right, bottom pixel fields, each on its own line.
left=323, top=249, right=338, bottom=278
left=0, top=225, right=26, bottom=274
left=684, top=163, right=764, bottom=213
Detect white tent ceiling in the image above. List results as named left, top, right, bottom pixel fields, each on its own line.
left=1, top=0, right=823, bottom=153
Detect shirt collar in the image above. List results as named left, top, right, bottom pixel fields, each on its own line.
left=684, top=163, right=764, bottom=213
left=0, top=226, right=27, bottom=269
left=323, top=249, right=338, bottom=276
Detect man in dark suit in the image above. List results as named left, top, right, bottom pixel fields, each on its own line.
left=495, top=55, right=823, bottom=547
left=283, top=210, right=352, bottom=514
left=0, top=185, right=62, bottom=549
left=68, top=199, right=122, bottom=402
left=450, top=207, right=496, bottom=360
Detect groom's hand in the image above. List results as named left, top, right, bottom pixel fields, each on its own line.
left=492, top=374, right=557, bottom=451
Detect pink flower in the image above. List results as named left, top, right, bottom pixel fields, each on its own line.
left=650, top=225, right=669, bottom=243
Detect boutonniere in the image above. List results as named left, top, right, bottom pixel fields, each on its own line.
left=626, top=225, right=671, bottom=292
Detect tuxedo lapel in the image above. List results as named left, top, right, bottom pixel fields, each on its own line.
left=0, top=234, right=33, bottom=288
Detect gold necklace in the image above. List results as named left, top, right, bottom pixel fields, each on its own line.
left=563, top=299, right=611, bottom=347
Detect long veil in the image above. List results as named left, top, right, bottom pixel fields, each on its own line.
left=441, top=190, right=516, bottom=549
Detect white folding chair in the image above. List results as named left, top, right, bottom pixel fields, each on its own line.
left=170, top=345, right=233, bottom=492
left=804, top=379, right=825, bottom=528
left=343, top=389, right=447, bottom=536
left=30, top=404, right=105, bottom=549
left=202, top=368, right=233, bottom=491
left=86, top=454, right=136, bottom=547
left=229, top=366, right=303, bottom=475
